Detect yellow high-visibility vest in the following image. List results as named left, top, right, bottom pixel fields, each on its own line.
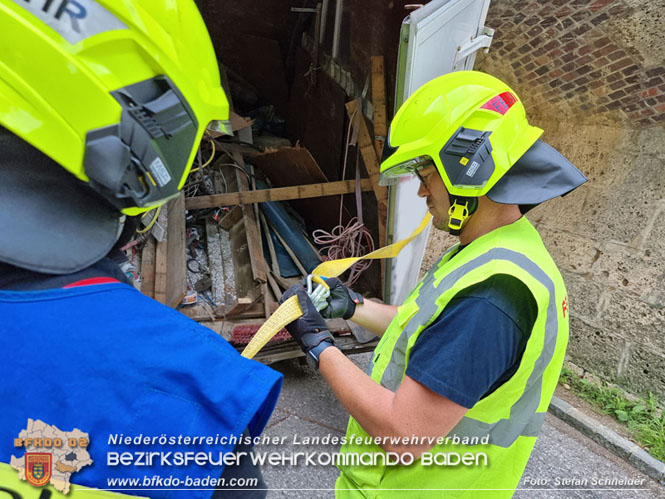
left=336, top=216, right=569, bottom=498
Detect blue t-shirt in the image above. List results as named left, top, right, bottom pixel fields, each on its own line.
left=405, top=273, right=537, bottom=409
left=0, top=280, right=282, bottom=498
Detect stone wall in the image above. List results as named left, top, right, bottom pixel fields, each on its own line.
left=423, top=0, right=665, bottom=399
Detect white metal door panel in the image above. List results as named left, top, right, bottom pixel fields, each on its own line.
left=387, top=0, right=492, bottom=304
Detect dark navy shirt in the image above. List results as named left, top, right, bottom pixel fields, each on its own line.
left=405, top=273, right=537, bottom=409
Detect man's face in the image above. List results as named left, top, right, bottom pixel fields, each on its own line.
left=415, top=164, right=451, bottom=231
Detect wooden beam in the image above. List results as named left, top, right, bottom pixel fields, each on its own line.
left=346, top=99, right=389, bottom=296
left=140, top=237, right=156, bottom=299
left=232, top=152, right=266, bottom=284
left=185, top=178, right=373, bottom=209
left=218, top=206, right=243, bottom=231
left=153, top=208, right=168, bottom=305
left=345, top=100, right=388, bottom=210
left=266, top=271, right=283, bottom=300
left=371, top=56, right=387, bottom=158
left=205, top=216, right=225, bottom=309
left=166, top=192, right=187, bottom=308
left=259, top=211, right=280, bottom=276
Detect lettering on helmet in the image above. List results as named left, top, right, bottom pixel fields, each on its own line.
left=13, top=0, right=127, bottom=44
left=480, top=91, right=518, bottom=115
left=465, top=161, right=480, bottom=177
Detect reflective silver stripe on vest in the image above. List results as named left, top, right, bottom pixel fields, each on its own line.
left=379, top=248, right=558, bottom=448
left=364, top=245, right=459, bottom=377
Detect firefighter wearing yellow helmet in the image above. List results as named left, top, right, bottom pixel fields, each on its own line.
left=0, top=1, right=280, bottom=497
left=279, top=71, right=586, bottom=498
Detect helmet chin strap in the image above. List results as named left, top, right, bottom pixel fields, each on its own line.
left=447, top=195, right=478, bottom=236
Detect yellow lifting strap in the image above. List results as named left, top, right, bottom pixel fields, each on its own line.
left=241, top=213, right=432, bottom=359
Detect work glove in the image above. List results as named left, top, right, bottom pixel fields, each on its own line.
left=319, top=278, right=364, bottom=320
left=280, top=286, right=335, bottom=355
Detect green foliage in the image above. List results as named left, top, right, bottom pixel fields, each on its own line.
left=559, top=366, right=665, bottom=462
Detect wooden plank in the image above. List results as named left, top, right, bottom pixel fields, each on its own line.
left=265, top=217, right=308, bottom=277
left=229, top=111, right=253, bottom=132
left=224, top=297, right=255, bottom=318
left=249, top=163, right=263, bottom=272
left=346, top=99, right=389, bottom=292
left=153, top=208, right=168, bottom=305
left=180, top=304, right=216, bottom=322
left=227, top=300, right=277, bottom=320
left=371, top=56, right=387, bottom=158
left=251, top=147, right=327, bottom=184
left=232, top=152, right=266, bottom=284
left=228, top=219, right=256, bottom=298
left=259, top=211, right=280, bottom=275
left=269, top=270, right=301, bottom=292
left=140, top=237, right=156, bottom=299
left=205, top=216, right=225, bottom=308
left=218, top=206, right=243, bottom=230
left=185, top=179, right=373, bottom=209
left=262, top=283, right=275, bottom=320
left=166, top=192, right=187, bottom=308
left=346, top=99, right=389, bottom=232
left=266, top=271, right=282, bottom=301
left=221, top=163, right=257, bottom=302
left=219, top=225, right=238, bottom=306
left=345, top=100, right=388, bottom=207
left=179, top=292, right=270, bottom=321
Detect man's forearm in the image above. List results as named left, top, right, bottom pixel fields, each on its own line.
left=349, top=299, right=398, bottom=337
left=319, top=347, right=399, bottom=442
left=318, top=347, right=445, bottom=457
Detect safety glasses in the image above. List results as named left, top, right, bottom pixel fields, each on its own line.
left=411, top=160, right=437, bottom=189
left=379, top=155, right=435, bottom=186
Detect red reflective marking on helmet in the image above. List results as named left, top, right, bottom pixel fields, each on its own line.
left=480, top=92, right=517, bottom=115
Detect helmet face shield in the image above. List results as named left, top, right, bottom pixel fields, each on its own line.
left=378, top=155, right=435, bottom=186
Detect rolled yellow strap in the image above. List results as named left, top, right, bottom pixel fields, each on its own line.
left=240, top=294, right=303, bottom=359
left=241, top=212, right=432, bottom=358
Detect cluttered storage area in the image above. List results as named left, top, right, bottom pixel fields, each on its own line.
left=123, top=0, right=493, bottom=362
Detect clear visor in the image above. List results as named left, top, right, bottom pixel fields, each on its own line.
left=378, top=155, right=435, bottom=186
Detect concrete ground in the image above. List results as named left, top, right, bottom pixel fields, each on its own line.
left=256, top=353, right=665, bottom=498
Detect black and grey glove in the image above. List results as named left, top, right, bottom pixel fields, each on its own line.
left=280, top=286, right=335, bottom=362
left=319, top=278, right=364, bottom=320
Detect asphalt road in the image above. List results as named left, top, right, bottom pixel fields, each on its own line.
left=255, top=353, right=665, bottom=498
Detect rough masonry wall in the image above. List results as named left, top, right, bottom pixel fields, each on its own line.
left=475, top=0, right=665, bottom=398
